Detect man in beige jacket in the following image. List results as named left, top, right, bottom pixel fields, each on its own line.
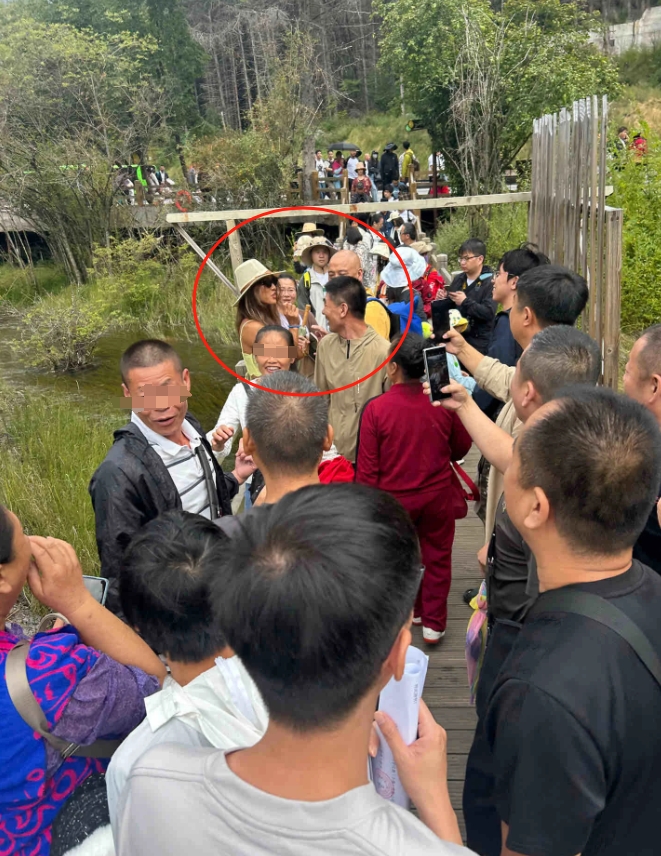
left=315, top=275, right=390, bottom=462
left=442, top=264, right=588, bottom=564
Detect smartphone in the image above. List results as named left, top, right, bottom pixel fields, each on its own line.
left=431, top=297, right=454, bottom=340
left=424, top=344, right=451, bottom=401
left=83, top=575, right=109, bottom=606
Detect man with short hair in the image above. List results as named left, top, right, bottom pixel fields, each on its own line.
left=447, top=239, right=496, bottom=354
left=623, top=323, right=661, bottom=574
left=401, top=140, right=416, bottom=183
left=326, top=249, right=391, bottom=342
left=435, top=326, right=602, bottom=856
left=106, top=510, right=268, bottom=836
left=485, top=387, right=661, bottom=856
left=399, top=222, right=417, bottom=247
left=473, top=244, right=550, bottom=418
left=315, top=276, right=390, bottom=461
left=116, top=484, right=475, bottom=856
left=243, top=372, right=336, bottom=504
left=445, top=264, right=589, bottom=552
left=89, top=339, right=254, bottom=612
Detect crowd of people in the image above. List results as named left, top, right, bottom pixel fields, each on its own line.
left=314, top=141, right=451, bottom=202
left=2, top=220, right=661, bottom=856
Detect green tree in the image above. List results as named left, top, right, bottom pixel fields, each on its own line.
left=377, top=0, right=620, bottom=194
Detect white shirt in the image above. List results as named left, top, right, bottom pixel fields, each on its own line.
left=131, top=413, right=216, bottom=518
left=309, top=269, right=330, bottom=331
left=107, top=657, right=268, bottom=843
left=315, top=158, right=329, bottom=178
left=206, top=382, right=249, bottom=461
left=428, top=153, right=445, bottom=171
left=347, top=156, right=360, bottom=180
left=117, top=745, right=475, bottom=856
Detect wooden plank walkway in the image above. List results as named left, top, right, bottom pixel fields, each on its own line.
left=411, top=446, right=483, bottom=838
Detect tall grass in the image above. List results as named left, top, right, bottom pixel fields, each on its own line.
left=0, top=384, right=120, bottom=573
left=0, top=262, right=69, bottom=307
left=431, top=203, right=529, bottom=266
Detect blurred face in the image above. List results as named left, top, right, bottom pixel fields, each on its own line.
left=316, top=151, right=322, bottom=159
left=356, top=168, right=366, bottom=177
left=350, top=150, right=357, bottom=158
left=619, top=129, right=628, bottom=140
left=277, top=278, right=297, bottom=307
left=328, top=250, right=362, bottom=282
left=509, top=292, right=527, bottom=347
left=311, top=247, right=330, bottom=269
left=322, top=294, right=345, bottom=332
left=253, top=331, right=295, bottom=374
left=509, top=359, right=535, bottom=423
left=254, top=278, right=278, bottom=306
left=328, top=151, right=333, bottom=160
left=0, top=509, right=32, bottom=615
left=123, top=360, right=191, bottom=439
left=493, top=263, right=517, bottom=305
left=400, top=230, right=414, bottom=246
left=623, top=337, right=656, bottom=407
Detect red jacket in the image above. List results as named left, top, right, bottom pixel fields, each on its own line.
left=413, top=267, right=446, bottom=317
left=355, top=382, right=472, bottom=497
left=319, top=455, right=355, bottom=484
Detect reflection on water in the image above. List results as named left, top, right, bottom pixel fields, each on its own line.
left=0, top=320, right=242, bottom=431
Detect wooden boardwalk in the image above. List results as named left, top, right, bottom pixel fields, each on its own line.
left=411, top=446, right=483, bottom=838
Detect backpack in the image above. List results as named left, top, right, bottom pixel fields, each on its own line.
left=411, top=155, right=420, bottom=174
left=366, top=296, right=399, bottom=341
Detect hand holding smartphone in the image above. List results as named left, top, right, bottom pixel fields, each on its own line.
left=423, top=345, right=451, bottom=402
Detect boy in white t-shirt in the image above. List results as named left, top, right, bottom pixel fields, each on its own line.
left=116, top=485, right=476, bottom=856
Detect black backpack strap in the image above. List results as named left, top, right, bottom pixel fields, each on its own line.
left=531, top=590, right=661, bottom=690
left=5, top=641, right=121, bottom=760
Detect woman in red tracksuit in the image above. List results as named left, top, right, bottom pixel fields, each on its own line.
left=355, top=334, right=471, bottom=644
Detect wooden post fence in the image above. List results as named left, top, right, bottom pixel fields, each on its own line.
left=529, top=95, right=623, bottom=389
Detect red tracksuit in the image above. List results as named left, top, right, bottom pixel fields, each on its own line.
left=355, top=382, right=472, bottom=631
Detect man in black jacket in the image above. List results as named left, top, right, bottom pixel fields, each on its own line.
left=380, top=143, right=399, bottom=188
left=89, top=339, right=254, bottom=613
left=448, top=238, right=496, bottom=354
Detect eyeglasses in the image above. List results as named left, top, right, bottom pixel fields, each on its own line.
left=458, top=255, right=480, bottom=263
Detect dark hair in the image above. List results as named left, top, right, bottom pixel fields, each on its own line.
left=403, top=140, right=411, bottom=149
left=119, top=511, right=229, bottom=662
left=120, top=340, right=183, bottom=385
left=371, top=213, right=384, bottom=226
left=515, top=264, right=588, bottom=327
left=254, top=324, right=294, bottom=348
left=499, top=243, right=550, bottom=279
left=401, top=223, right=416, bottom=240
left=389, top=334, right=426, bottom=380
left=518, top=326, right=601, bottom=402
left=277, top=272, right=297, bottom=289
left=384, top=184, right=394, bottom=194
left=236, top=277, right=280, bottom=333
left=246, top=372, right=328, bottom=473
left=0, top=505, right=14, bottom=564
left=618, top=125, right=628, bottom=134
left=208, top=484, right=421, bottom=730
left=385, top=285, right=407, bottom=304
left=517, top=386, right=661, bottom=555
left=459, top=238, right=486, bottom=259
left=325, top=276, right=367, bottom=319
left=346, top=226, right=363, bottom=246
left=637, top=324, right=661, bottom=378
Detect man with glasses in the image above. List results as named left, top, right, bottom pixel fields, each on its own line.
left=447, top=239, right=495, bottom=354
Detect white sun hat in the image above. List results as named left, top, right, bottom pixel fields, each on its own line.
left=381, top=246, right=427, bottom=289
left=233, top=259, right=278, bottom=305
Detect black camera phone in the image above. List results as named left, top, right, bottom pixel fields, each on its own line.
left=424, top=344, right=451, bottom=401
left=431, top=297, right=454, bottom=340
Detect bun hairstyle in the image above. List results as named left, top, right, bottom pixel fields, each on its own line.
left=388, top=333, right=427, bottom=380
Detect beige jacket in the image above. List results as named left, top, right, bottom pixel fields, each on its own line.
left=472, top=357, right=522, bottom=545
left=315, top=326, right=390, bottom=462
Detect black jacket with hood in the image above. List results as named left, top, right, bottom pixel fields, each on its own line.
left=88, top=413, right=237, bottom=613
left=448, top=266, right=496, bottom=354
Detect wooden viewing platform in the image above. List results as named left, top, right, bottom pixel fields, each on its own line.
left=412, top=444, right=482, bottom=839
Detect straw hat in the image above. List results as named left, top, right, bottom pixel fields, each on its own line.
left=355, top=162, right=366, bottom=172
left=370, top=242, right=391, bottom=261
left=381, top=247, right=427, bottom=289
left=295, top=222, right=324, bottom=239
left=301, top=237, right=337, bottom=268
left=388, top=211, right=404, bottom=223
left=411, top=240, right=434, bottom=255
left=233, top=259, right=278, bottom=305
left=293, top=234, right=314, bottom=259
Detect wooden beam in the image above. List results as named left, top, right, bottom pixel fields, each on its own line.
left=173, top=224, right=239, bottom=296
left=166, top=192, right=532, bottom=225
left=225, top=219, right=244, bottom=274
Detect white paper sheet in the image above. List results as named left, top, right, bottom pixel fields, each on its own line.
left=370, top=645, right=429, bottom=808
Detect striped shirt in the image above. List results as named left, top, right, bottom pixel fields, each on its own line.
left=131, top=413, right=217, bottom=519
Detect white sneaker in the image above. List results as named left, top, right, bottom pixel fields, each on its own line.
left=412, top=616, right=422, bottom=625
left=422, top=627, right=445, bottom=644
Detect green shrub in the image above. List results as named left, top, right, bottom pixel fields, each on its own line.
left=0, top=262, right=69, bottom=307
left=610, top=138, right=661, bottom=333
left=432, top=203, right=529, bottom=268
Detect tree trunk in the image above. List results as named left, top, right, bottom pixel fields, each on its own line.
left=301, top=135, right=316, bottom=202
